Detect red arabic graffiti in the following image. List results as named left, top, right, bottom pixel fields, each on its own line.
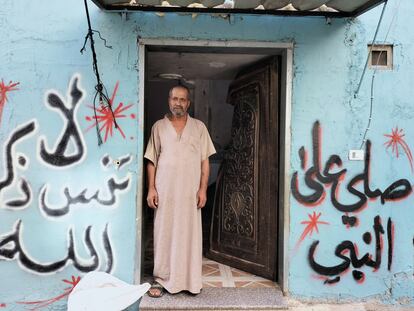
left=384, top=127, right=413, bottom=173
left=0, top=79, right=20, bottom=125
left=85, top=82, right=135, bottom=142
left=16, top=276, right=81, bottom=310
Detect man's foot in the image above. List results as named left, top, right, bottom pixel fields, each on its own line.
left=147, top=283, right=164, bottom=298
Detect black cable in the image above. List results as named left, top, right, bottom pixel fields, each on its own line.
left=81, top=0, right=117, bottom=145
left=92, top=30, right=113, bottom=49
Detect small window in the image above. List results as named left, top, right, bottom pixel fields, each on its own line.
left=368, top=44, right=393, bottom=70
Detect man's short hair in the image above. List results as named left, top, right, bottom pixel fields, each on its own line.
left=169, top=85, right=190, bottom=100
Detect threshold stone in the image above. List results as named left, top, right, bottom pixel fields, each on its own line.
left=139, top=287, right=288, bottom=310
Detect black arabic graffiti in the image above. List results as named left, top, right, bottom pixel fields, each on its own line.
left=39, top=176, right=130, bottom=217
left=6, top=179, right=31, bottom=207
left=102, top=155, right=111, bottom=167
left=101, top=154, right=132, bottom=170
left=291, top=121, right=412, bottom=212
left=0, top=220, right=113, bottom=274
left=308, top=215, right=393, bottom=284
left=342, top=215, right=358, bottom=227
left=39, top=77, right=85, bottom=167
left=117, top=154, right=132, bottom=169
left=0, top=121, right=35, bottom=208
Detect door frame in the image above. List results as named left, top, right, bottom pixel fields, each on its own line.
left=135, top=38, right=293, bottom=294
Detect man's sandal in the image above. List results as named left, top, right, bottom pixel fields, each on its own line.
left=147, top=283, right=164, bottom=298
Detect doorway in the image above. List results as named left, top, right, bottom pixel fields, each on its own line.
left=138, top=40, right=292, bottom=293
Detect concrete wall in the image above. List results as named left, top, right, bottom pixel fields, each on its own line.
left=0, top=0, right=413, bottom=308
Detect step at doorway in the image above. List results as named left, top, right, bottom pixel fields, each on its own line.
left=140, top=256, right=286, bottom=310
left=141, top=233, right=286, bottom=310
left=139, top=287, right=288, bottom=311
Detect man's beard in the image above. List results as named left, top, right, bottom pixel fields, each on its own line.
left=172, top=107, right=185, bottom=117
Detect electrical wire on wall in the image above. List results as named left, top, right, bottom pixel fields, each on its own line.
left=353, top=0, right=402, bottom=149
left=80, top=0, right=116, bottom=146
left=352, top=0, right=387, bottom=149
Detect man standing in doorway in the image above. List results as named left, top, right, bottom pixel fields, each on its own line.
left=144, top=85, right=216, bottom=297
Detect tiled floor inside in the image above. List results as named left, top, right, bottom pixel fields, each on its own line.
left=144, top=256, right=277, bottom=289
left=201, top=257, right=277, bottom=288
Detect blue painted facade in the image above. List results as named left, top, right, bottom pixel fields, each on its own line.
left=0, top=0, right=413, bottom=308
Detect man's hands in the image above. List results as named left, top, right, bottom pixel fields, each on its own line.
left=197, top=158, right=210, bottom=209
left=197, top=188, right=207, bottom=208
left=147, top=186, right=158, bottom=209
left=146, top=162, right=158, bottom=209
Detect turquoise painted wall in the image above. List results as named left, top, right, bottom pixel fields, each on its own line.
left=0, top=0, right=413, bottom=308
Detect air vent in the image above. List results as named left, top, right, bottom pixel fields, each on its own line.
left=368, top=44, right=393, bottom=70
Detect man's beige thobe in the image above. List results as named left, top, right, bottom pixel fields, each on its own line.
left=144, top=115, right=216, bottom=294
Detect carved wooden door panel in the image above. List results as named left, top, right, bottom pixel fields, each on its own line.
left=207, top=57, right=279, bottom=280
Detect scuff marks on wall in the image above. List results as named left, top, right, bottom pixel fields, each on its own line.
left=16, top=275, right=81, bottom=310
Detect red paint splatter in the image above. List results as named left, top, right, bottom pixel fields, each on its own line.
left=0, top=80, right=19, bottom=125
left=130, top=113, right=136, bottom=119
left=85, top=82, right=134, bottom=142
left=384, top=127, right=414, bottom=172
left=312, top=274, right=328, bottom=281
left=0, top=303, right=6, bottom=308
left=294, top=211, right=329, bottom=250
left=16, top=276, right=81, bottom=310
left=340, top=248, right=350, bottom=255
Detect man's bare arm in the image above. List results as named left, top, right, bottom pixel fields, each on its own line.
left=197, top=158, right=210, bottom=208
left=147, top=162, right=158, bottom=208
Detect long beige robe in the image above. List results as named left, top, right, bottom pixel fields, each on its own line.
left=144, top=115, right=216, bottom=294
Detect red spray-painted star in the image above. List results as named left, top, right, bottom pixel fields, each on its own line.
left=0, top=79, right=19, bottom=125
left=85, top=82, right=135, bottom=142
left=384, top=127, right=413, bottom=172
left=16, top=276, right=81, bottom=310
left=294, top=211, right=329, bottom=251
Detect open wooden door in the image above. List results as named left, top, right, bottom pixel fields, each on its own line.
left=207, top=57, right=280, bottom=280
